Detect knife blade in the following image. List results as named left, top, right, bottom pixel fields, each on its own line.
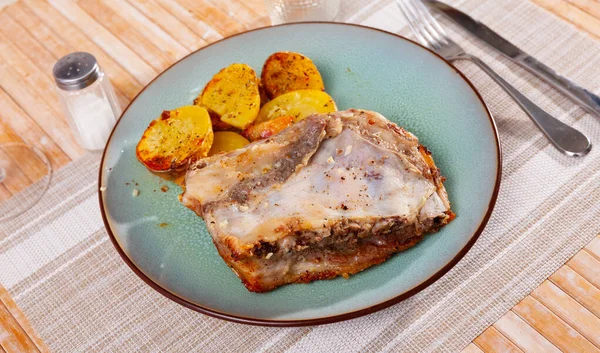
left=424, top=0, right=600, bottom=118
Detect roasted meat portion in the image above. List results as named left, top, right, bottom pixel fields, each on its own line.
left=181, top=109, right=454, bottom=292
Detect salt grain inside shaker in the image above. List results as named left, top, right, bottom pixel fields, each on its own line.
left=53, top=52, right=121, bottom=151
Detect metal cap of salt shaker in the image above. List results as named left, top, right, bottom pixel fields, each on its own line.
left=52, top=52, right=100, bottom=91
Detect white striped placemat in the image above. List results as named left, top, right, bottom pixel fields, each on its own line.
left=1, top=0, right=600, bottom=351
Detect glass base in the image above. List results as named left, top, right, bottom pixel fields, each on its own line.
left=0, top=143, right=52, bottom=222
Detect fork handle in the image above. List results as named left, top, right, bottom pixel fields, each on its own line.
left=456, top=54, right=591, bottom=156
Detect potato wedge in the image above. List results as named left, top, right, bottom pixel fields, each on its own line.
left=242, top=116, right=294, bottom=141
left=136, top=105, right=213, bottom=174
left=255, top=90, right=337, bottom=124
left=196, top=63, right=260, bottom=130
left=208, top=131, right=250, bottom=155
left=261, top=52, right=325, bottom=99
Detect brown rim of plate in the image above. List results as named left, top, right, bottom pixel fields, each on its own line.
left=98, top=22, right=502, bottom=327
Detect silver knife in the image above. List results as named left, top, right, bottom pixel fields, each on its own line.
left=424, top=0, right=600, bottom=118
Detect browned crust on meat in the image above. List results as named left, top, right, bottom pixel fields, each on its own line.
left=240, top=234, right=429, bottom=293
left=218, top=213, right=452, bottom=292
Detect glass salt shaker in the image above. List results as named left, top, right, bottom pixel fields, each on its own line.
left=53, top=52, right=121, bottom=151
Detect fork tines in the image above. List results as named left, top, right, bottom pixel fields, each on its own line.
left=397, top=0, right=450, bottom=49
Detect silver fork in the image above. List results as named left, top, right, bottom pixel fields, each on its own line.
left=397, top=0, right=591, bottom=156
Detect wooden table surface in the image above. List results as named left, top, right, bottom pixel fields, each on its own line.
left=0, top=0, right=598, bottom=352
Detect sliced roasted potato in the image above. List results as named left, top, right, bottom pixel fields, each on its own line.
left=258, top=81, right=269, bottom=107
left=242, top=116, right=294, bottom=141
left=261, top=52, right=325, bottom=99
left=255, top=90, right=337, bottom=124
left=136, top=105, right=213, bottom=174
left=207, top=109, right=236, bottom=131
left=196, top=63, right=260, bottom=130
left=208, top=131, right=250, bottom=155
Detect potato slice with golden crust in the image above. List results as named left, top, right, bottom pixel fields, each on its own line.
left=196, top=63, right=260, bottom=130
left=208, top=131, right=250, bottom=155
left=207, top=109, right=236, bottom=131
left=259, top=81, right=269, bottom=107
left=261, top=52, right=325, bottom=99
left=242, top=116, right=294, bottom=141
left=136, top=105, right=213, bottom=175
left=255, top=90, right=337, bottom=124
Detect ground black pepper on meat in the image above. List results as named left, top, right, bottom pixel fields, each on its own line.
left=253, top=241, right=278, bottom=258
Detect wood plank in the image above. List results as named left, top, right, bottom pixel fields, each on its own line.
left=462, top=343, right=485, bottom=353
left=0, top=10, right=56, bottom=73
left=0, top=284, right=49, bottom=353
left=512, top=296, right=600, bottom=353
left=532, top=280, right=600, bottom=347
left=232, top=0, right=266, bottom=18
left=3, top=2, right=130, bottom=110
left=0, top=147, right=31, bottom=198
left=242, top=0, right=268, bottom=15
left=125, top=0, right=206, bottom=51
left=0, top=127, right=47, bottom=185
left=565, top=0, right=600, bottom=20
left=21, top=0, right=142, bottom=100
left=174, top=0, right=245, bottom=36
left=0, top=184, right=13, bottom=202
left=0, top=89, right=71, bottom=169
left=0, top=121, right=23, bottom=145
left=0, top=122, right=41, bottom=185
left=0, top=94, right=21, bottom=202
left=0, top=300, right=38, bottom=353
left=550, top=265, right=600, bottom=318
left=494, top=311, right=561, bottom=353
left=206, top=0, right=264, bottom=28
left=0, top=66, right=83, bottom=160
left=0, top=123, right=34, bottom=191
left=3, top=3, right=71, bottom=60
left=473, top=326, right=523, bottom=353
left=152, top=0, right=222, bottom=42
left=234, top=0, right=271, bottom=28
left=0, top=11, right=91, bottom=128
left=568, top=250, right=600, bottom=289
left=585, top=236, right=600, bottom=260
left=246, top=15, right=271, bottom=29
left=101, top=0, right=188, bottom=59
left=76, top=0, right=173, bottom=72
left=530, top=0, right=600, bottom=38
left=6, top=147, right=48, bottom=186
left=0, top=32, right=63, bottom=119
left=46, top=0, right=157, bottom=85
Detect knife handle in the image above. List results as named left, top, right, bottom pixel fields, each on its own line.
left=459, top=54, right=591, bottom=156
left=519, top=55, right=600, bottom=118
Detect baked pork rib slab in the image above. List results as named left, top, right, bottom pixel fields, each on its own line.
left=182, top=109, right=454, bottom=292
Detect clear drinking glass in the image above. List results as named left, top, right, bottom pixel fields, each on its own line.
left=264, top=0, right=341, bottom=24
left=0, top=142, right=52, bottom=222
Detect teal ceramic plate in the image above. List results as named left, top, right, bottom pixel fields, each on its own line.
left=99, top=23, right=500, bottom=326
